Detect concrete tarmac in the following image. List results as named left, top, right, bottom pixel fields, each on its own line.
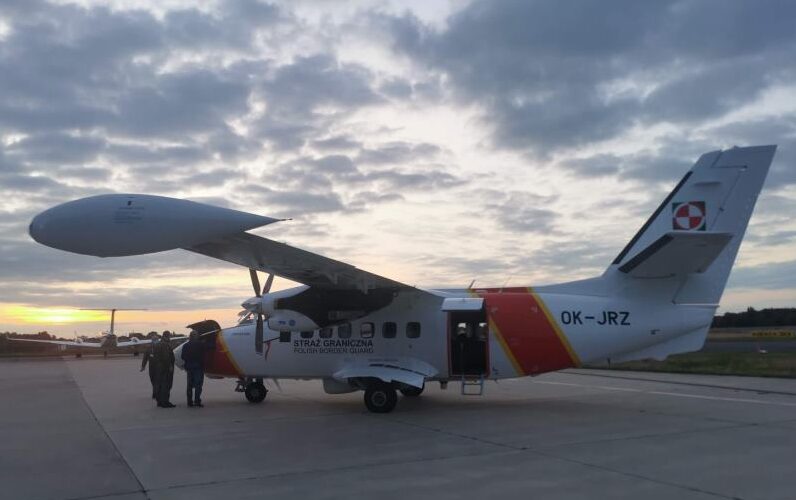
left=1, top=357, right=794, bottom=500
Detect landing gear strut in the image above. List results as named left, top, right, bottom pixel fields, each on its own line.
left=364, top=381, right=397, bottom=413
left=400, top=383, right=424, bottom=397
left=236, top=377, right=267, bottom=403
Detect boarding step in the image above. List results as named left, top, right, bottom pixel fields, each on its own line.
left=460, top=376, right=484, bottom=396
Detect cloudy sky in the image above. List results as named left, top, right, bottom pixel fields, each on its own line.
left=1, top=0, right=795, bottom=335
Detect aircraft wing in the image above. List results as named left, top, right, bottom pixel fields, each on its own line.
left=8, top=338, right=102, bottom=348
left=333, top=358, right=438, bottom=388
left=115, top=339, right=151, bottom=347
left=116, top=336, right=187, bottom=348
left=186, top=232, right=412, bottom=292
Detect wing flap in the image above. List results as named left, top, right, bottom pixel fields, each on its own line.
left=186, top=231, right=411, bottom=291
left=333, top=358, right=438, bottom=388
left=619, top=231, right=733, bottom=278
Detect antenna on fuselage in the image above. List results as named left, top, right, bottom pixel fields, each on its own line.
left=499, top=273, right=517, bottom=293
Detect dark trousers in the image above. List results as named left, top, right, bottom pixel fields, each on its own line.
left=186, top=368, right=204, bottom=404
left=148, top=365, right=157, bottom=399
left=154, top=368, right=174, bottom=405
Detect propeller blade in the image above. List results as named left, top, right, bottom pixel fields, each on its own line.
left=249, top=269, right=261, bottom=297
left=262, top=273, right=274, bottom=295
left=255, top=313, right=263, bottom=354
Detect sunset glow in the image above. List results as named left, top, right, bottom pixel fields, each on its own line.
left=1, top=305, right=110, bottom=325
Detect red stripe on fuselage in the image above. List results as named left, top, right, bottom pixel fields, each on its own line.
left=205, top=331, right=242, bottom=378
left=477, top=291, right=576, bottom=375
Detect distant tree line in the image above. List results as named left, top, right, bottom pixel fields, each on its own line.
left=712, top=308, right=796, bottom=328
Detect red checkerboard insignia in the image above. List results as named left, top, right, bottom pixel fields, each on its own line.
left=672, top=201, right=706, bottom=231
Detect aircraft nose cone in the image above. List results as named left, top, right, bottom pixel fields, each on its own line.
left=173, top=343, right=185, bottom=369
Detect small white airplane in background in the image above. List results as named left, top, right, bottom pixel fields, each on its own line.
left=9, top=308, right=181, bottom=357
left=27, top=145, right=776, bottom=412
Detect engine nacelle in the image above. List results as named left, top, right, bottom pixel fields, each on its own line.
left=29, top=194, right=279, bottom=257
left=267, top=310, right=319, bottom=331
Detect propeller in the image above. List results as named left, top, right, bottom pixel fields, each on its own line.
left=246, top=269, right=274, bottom=355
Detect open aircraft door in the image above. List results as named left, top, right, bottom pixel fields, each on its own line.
left=442, top=298, right=489, bottom=377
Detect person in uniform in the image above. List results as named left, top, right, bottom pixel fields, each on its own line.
left=153, top=331, right=176, bottom=408
left=139, top=338, right=158, bottom=399
left=181, top=330, right=206, bottom=407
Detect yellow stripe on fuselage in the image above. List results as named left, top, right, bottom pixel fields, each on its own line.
left=216, top=330, right=244, bottom=376
left=528, top=287, right=581, bottom=367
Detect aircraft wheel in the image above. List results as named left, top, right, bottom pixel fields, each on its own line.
left=400, top=384, right=424, bottom=397
left=364, top=382, right=397, bottom=413
left=244, top=382, right=268, bottom=403
left=75, top=353, right=82, bottom=358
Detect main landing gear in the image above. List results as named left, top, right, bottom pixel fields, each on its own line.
left=359, top=379, right=425, bottom=413
left=236, top=377, right=268, bottom=403
left=364, top=382, right=397, bottom=413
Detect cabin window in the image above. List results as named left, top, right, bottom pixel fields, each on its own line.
left=360, top=322, right=374, bottom=339
left=406, top=322, right=421, bottom=338
left=300, top=331, right=313, bottom=339
left=319, top=327, right=333, bottom=339
left=337, top=323, right=352, bottom=338
left=279, top=331, right=291, bottom=342
left=382, top=322, right=397, bottom=338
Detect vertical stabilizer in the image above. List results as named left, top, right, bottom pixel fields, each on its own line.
left=609, top=145, right=776, bottom=304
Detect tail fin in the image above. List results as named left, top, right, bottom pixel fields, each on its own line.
left=609, top=145, right=777, bottom=304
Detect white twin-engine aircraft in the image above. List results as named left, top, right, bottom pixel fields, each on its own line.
left=9, top=308, right=157, bottom=357
left=29, top=145, right=776, bottom=412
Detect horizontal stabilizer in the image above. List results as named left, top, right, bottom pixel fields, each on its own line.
left=618, top=231, right=733, bottom=278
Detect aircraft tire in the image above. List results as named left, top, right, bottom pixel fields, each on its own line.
left=400, top=384, right=424, bottom=397
left=364, top=382, right=397, bottom=413
left=244, top=382, right=267, bottom=403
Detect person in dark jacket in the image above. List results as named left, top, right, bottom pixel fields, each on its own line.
left=140, top=340, right=158, bottom=399
left=181, top=330, right=206, bottom=407
left=153, top=331, right=176, bottom=408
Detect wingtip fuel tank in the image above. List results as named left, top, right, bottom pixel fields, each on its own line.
left=29, top=194, right=280, bottom=257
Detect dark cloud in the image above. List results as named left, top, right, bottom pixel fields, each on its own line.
left=112, top=68, right=250, bottom=138
left=6, top=133, right=106, bottom=165
left=261, top=54, right=380, bottom=119
left=311, top=135, right=361, bottom=151
left=727, top=259, right=796, bottom=291
left=240, top=185, right=345, bottom=217
left=384, top=0, right=796, bottom=156
left=476, top=190, right=559, bottom=234
left=357, top=142, right=442, bottom=165
left=378, top=78, right=413, bottom=99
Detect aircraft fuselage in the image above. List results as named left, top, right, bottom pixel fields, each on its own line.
left=188, top=286, right=715, bottom=382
